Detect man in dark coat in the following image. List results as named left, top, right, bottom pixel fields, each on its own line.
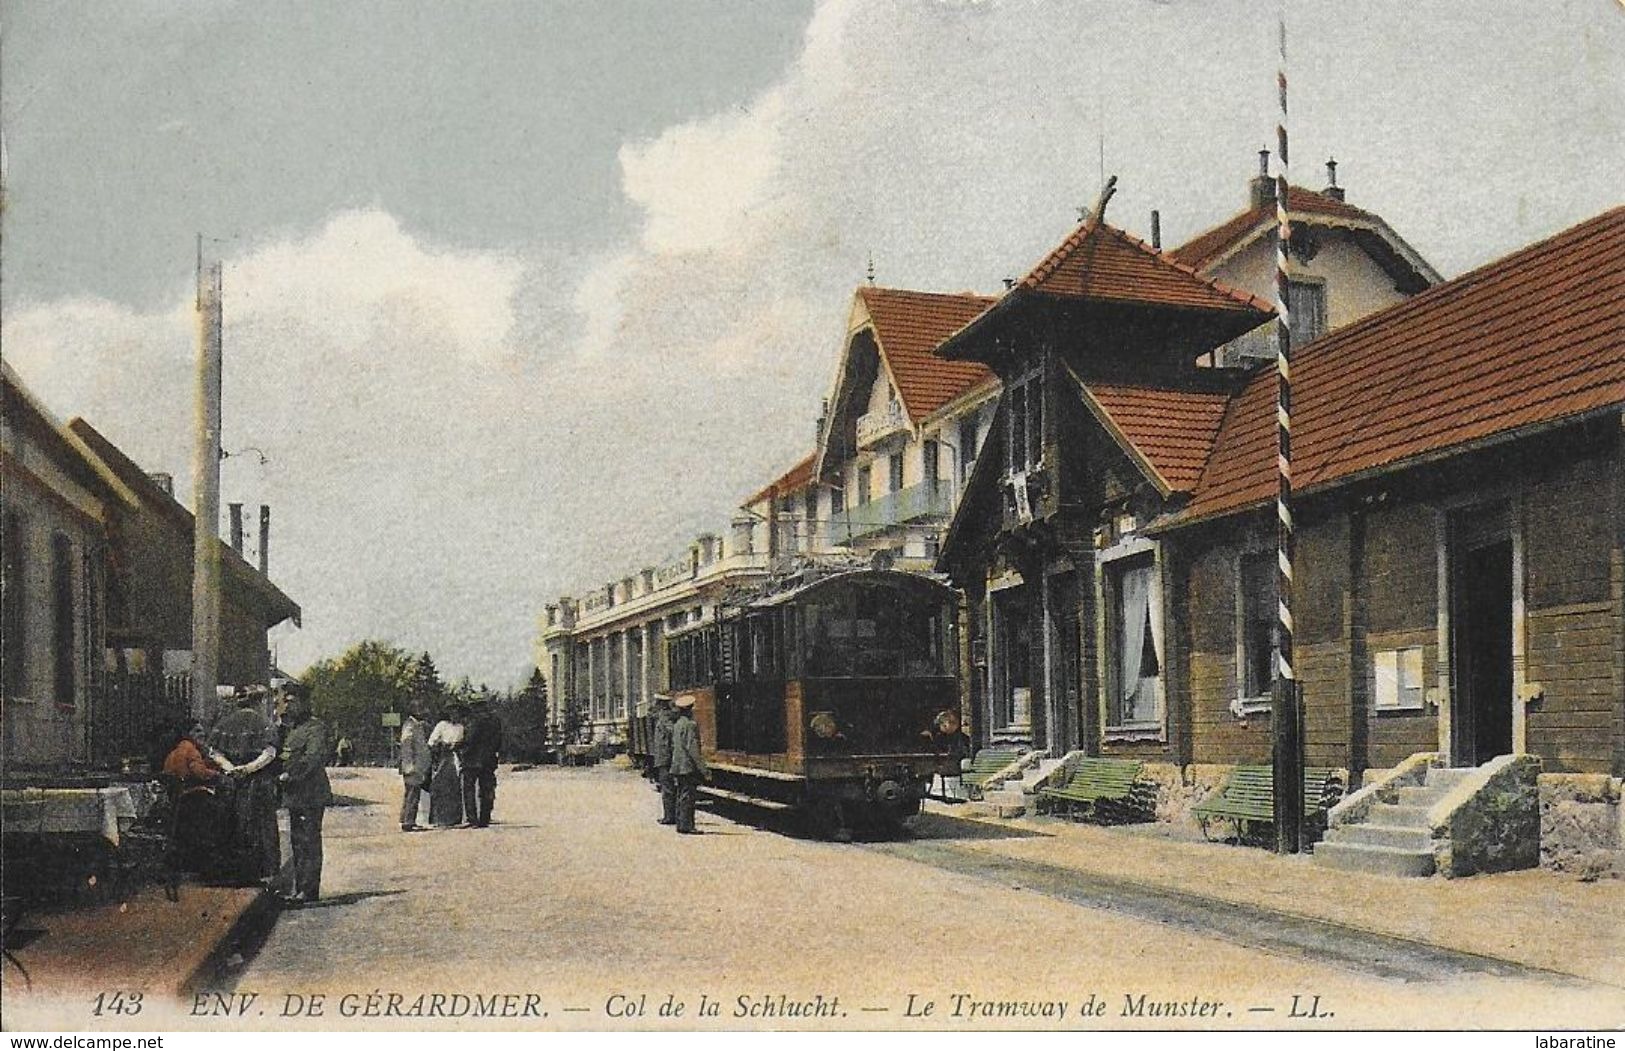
left=460, top=697, right=502, bottom=827
left=650, top=694, right=676, bottom=826
left=668, top=696, right=707, bottom=834
left=209, top=686, right=281, bottom=884
left=277, top=686, right=332, bottom=905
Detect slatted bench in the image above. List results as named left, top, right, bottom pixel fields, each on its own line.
left=1037, top=758, right=1155, bottom=822
left=960, top=748, right=1024, bottom=798
left=1194, top=765, right=1342, bottom=842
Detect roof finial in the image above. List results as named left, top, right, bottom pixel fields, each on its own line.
left=866, top=252, right=875, bottom=286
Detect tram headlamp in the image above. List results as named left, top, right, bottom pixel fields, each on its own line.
left=810, top=711, right=840, bottom=740
left=933, top=708, right=961, bottom=736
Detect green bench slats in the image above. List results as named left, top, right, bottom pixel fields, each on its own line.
left=961, top=749, right=1024, bottom=788
left=1037, top=758, right=1154, bottom=823
left=1194, top=765, right=1343, bottom=841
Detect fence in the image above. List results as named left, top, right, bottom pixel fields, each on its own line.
left=94, top=671, right=192, bottom=770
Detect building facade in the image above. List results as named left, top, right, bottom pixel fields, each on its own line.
left=2, top=366, right=141, bottom=768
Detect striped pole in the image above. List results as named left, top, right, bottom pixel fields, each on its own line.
left=1272, top=6, right=1305, bottom=854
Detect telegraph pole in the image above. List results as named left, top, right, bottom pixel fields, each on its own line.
left=1271, top=8, right=1305, bottom=854
left=190, top=239, right=224, bottom=722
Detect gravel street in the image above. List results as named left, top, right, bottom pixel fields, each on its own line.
left=181, top=764, right=1625, bottom=1031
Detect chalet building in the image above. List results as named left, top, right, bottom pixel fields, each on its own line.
left=541, top=285, right=1001, bottom=743
left=1171, top=155, right=1441, bottom=365
left=1, top=364, right=139, bottom=769
left=67, top=419, right=301, bottom=694
left=940, top=205, right=1623, bottom=870
left=936, top=216, right=1276, bottom=758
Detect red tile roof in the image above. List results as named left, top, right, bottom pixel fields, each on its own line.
left=745, top=452, right=816, bottom=506
left=1080, top=381, right=1232, bottom=494
left=1020, top=218, right=1274, bottom=315
left=1178, top=206, right=1625, bottom=525
left=1169, top=185, right=1382, bottom=270
left=856, top=287, right=997, bottom=421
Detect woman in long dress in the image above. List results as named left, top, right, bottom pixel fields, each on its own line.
left=427, top=706, right=466, bottom=827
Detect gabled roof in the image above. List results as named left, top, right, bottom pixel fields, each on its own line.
left=854, top=286, right=997, bottom=422
left=1169, top=185, right=1441, bottom=289
left=745, top=452, right=816, bottom=507
left=1019, top=218, right=1276, bottom=314
left=937, top=218, right=1274, bottom=364
left=67, top=418, right=302, bottom=627
left=1075, top=376, right=1233, bottom=495
left=1, top=362, right=140, bottom=512
left=1172, top=205, right=1625, bottom=527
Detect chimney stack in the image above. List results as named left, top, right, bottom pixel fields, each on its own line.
left=1323, top=157, right=1344, bottom=201
left=258, top=505, right=270, bottom=574
left=1150, top=210, right=1162, bottom=252
left=229, top=503, right=244, bottom=555
left=148, top=472, right=174, bottom=496
left=1249, top=147, right=1276, bottom=211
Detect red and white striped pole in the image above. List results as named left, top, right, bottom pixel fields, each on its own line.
left=1272, top=6, right=1305, bottom=854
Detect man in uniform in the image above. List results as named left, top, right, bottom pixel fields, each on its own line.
left=461, top=696, right=502, bottom=827
left=277, top=685, right=332, bottom=905
left=650, top=693, right=676, bottom=825
left=208, top=685, right=281, bottom=884
left=398, top=697, right=432, bottom=831
left=668, top=695, right=707, bottom=835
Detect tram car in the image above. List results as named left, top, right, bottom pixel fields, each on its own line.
left=653, top=568, right=964, bottom=838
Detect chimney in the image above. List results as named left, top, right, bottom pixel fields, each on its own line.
left=228, top=503, right=244, bottom=555
left=1323, top=157, right=1345, bottom=201
left=148, top=472, right=174, bottom=496
left=258, top=505, right=270, bottom=574
left=1150, top=210, right=1162, bottom=252
left=1249, top=147, right=1276, bottom=211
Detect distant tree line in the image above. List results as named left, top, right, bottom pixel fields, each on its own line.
left=300, top=640, right=578, bottom=764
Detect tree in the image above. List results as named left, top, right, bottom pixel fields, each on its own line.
left=410, top=652, right=444, bottom=704
left=302, top=640, right=419, bottom=763
left=497, top=668, right=549, bottom=761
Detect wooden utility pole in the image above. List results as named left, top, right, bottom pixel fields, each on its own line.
left=190, top=241, right=224, bottom=722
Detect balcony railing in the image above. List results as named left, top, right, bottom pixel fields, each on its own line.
left=830, top=481, right=951, bottom=544
left=855, top=404, right=909, bottom=449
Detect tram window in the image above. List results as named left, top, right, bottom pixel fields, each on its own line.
left=799, top=582, right=954, bottom=678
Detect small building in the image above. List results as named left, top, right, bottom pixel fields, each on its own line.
left=67, top=418, right=300, bottom=702
left=1, top=364, right=139, bottom=769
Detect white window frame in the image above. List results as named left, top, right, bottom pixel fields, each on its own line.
left=1231, top=546, right=1276, bottom=718
left=1373, top=646, right=1427, bottom=712
left=1097, top=535, right=1166, bottom=740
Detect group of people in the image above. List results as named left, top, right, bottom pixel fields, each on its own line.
left=396, top=695, right=502, bottom=831
left=161, top=681, right=332, bottom=907
left=648, top=693, right=707, bottom=834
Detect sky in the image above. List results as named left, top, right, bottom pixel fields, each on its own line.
left=3, top=1, right=1622, bottom=687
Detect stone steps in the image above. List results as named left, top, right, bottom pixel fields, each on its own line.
left=1313, top=840, right=1437, bottom=878
left=1322, top=821, right=1433, bottom=851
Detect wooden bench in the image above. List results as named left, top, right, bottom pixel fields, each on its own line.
left=1194, top=765, right=1343, bottom=842
left=960, top=748, right=1024, bottom=798
left=1037, top=758, right=1155, bottom=822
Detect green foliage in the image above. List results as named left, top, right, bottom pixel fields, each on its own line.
left=303, top=640, right=420, bottom=749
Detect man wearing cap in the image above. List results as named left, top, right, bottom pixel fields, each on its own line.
left=277, top=684, right=332, bottom=905
left=461, top=696, right=503, bottom=828
left=668, top=695, right=708, bottom=834
left=650, top=694, right=677, bottom=826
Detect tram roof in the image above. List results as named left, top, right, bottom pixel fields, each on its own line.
left=747, top=568, right=958, bottom=609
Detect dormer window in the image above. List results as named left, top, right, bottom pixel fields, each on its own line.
left=1288, top=279, right=1327, bottom=346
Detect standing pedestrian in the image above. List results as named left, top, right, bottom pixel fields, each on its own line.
left=650, top=694, right=676, bottom=826
left=208, top=686, right=281, bottom=885
left=277, top=685, right=332, bottom=906
left=668, top=695, right=707, bottom=835
left=398, top=698, right=432, bottom=831
left=427, top=705, right=466, bottom=828
left=461, top=697, right=502, bottom=828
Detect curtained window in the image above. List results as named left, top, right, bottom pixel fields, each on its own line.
left=1110, top=557, right=1161, bottom=727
